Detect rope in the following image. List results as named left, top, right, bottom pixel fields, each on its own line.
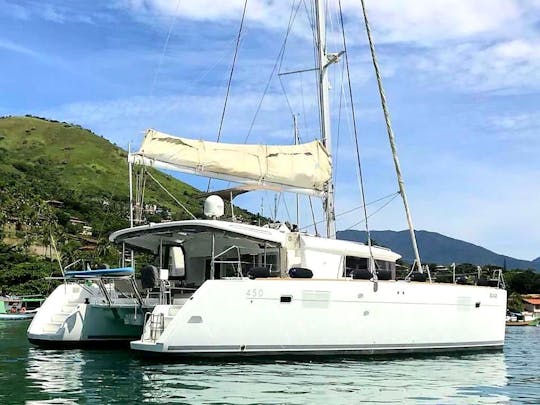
left=207, top=0, right=249, bottom=191
left=299, top=191, right=399, bottom=231
left=149, top=0, right=182, bottom=98
left=345, top=193, right=400, bottom=230
left=338, top=0, right=377, bottom=279
left=308, top=196, right=319, bottom=236
left=145, top=169, right=196, bottom=220
left=358, top=0, right=424, bottom=276
left=244, top=0, right=300, bottom=143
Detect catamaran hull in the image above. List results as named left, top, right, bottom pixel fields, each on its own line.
left=131, top=279, right=506, bottom=357
left=27, top=283, right=147, bottom=347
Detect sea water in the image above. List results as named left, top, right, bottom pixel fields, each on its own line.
left=0, top=321, right=538, bottom=404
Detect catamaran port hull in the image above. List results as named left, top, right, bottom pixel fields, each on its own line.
left=130, top=278, right=506, bottom=357
left=27, top=283, right=150, bottom=348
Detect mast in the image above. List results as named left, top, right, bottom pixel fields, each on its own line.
left=315, top=0, right=336, bottom=239
left=358, top=0, right=423, bottom=273
left=293, top=114, right=300, bottom=227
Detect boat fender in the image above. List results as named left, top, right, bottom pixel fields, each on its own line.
left=288, top=267, right=313, bottom=279
left=141, top=265, right=159, bottom=289
left=456, top=276, right=468, bottom=285
left=410, top=272, right=427, bottom=282
left=376, top=269, right=392, bottom=280
left=487, top=279, right=499, bottom=287
left=351, top=269, right=372, bottom=280
left=476, top=278, right=489, bottom=287
left=246, top=267, right=271, bottom=279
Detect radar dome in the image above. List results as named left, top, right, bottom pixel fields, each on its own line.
left=204, top=195, right=225, bottom=218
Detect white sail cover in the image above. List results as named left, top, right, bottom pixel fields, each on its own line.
left=132, top=129, right=331, bottom=194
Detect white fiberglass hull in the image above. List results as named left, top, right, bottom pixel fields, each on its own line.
left=131, top=278, right=506, bottom=356
left=27, top=283, right=149, bottom=347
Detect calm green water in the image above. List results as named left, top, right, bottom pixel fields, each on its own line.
left=0, top=321, right=538, bottom=404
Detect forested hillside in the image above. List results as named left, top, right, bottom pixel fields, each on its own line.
left=0, top=115, right=205, bottom=294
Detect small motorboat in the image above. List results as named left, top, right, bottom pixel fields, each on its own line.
left=0, top=296, right=44, bottom=320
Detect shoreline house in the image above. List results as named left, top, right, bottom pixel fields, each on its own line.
left=522, top=295, right=540, bottom=320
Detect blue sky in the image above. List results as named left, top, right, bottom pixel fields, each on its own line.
left=1, top=0, right=539, bottom=261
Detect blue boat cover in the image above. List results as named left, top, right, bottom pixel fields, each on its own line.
left=64, top=267, right=134, bottom=278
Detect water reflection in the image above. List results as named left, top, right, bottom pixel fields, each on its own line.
left=26, top=348, right=146, bottom=404
left=7, top=327, right=540, bottom=404
left=138, top=353, right=509, bottom=404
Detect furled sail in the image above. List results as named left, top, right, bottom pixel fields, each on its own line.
left=129, top=129, right=332, bottom=195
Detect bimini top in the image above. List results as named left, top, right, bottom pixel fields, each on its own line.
left=109, top=219, right=401, bottom=262
left=109, top=220, right=289, bottom=253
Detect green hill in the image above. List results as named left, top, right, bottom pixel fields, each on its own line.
left=0, top=115, right=258, bottom=294
left=0, top=115, right=200, bottom=220
left=0, top=115, right=211, bottom=294
left=337, top=229, right=540, bottom=271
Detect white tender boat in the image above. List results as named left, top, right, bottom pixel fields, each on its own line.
left=119, top=0, right=506, bottom=357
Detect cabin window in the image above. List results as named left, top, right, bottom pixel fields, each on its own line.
left=345, top=256, right=369, bottom=277
left=375, top=260, right=395, bottom=272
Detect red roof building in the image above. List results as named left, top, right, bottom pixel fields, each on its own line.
left=522, top=295, right=540, bottom=317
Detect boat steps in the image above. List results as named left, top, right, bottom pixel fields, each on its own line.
left=51, top=313, right=73, bottom=323
left=167, top=306, right=182, bottom=317
left=164, top=316, right=175, bottom=328
left=61, top=303, right=79, bottom=312
left=42, top=322, right=63, bottom=333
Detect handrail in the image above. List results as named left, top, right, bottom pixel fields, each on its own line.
left=212, top=245, right=243, bottom=277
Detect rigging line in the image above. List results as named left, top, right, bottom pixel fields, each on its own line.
left=358, top=0, right=424, bottom=275
left=334, top=58, right=346, bottom=184
left=298, top=191, right=399, bottom=231
left=208, top=0, right=249, bottom=192
left=150, top=0, right=182, bottom=98
left=308, top=195, right=319, bottom=236
left=302, top=0, right=321, bottom=137
left=244, top=0, right=301, bottom=144
left=278, top=76, right=295, bottom=117
left=299, top=73, right=308, bottom=139
left=144, top=168, right=196, bottom=220
left=281, top=193, right=293, bottom=224
left=346, top=193, right=400, bottom=230
left=189, top=40, right=239, bottom=87
left=338, top=0, right=376, bottom=275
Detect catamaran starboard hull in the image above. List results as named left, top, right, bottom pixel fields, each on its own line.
left=130, top=278, right=506, bottom=357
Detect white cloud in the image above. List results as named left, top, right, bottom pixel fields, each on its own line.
left=0, top=0, right=98, bottom=24
left=118, top=0, right=527, bottom=44
left=487, top=112, right=540, bottom=134
left=350, top=0, right=524, bottom=44
left=405, top=152, right=540, bottom=260
left=411, top=39, right=540, bottom=94
left=0, top=38, right=42, bottom=58
left=115, top=0, right=540, bottom=96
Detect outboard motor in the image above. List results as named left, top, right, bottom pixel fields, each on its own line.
left=141, top=265, right=159, bottom=289
left=288, top=267, right=313, bottom=279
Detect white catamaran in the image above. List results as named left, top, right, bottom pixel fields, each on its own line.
left=111, top=0, right=507, bottom=357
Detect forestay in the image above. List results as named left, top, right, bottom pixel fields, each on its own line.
left=129, top=129, right=331, bottom=195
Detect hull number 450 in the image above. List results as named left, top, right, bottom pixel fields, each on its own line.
left=246, top=289, right=264, bottom=298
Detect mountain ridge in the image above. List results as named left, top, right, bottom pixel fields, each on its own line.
left=337, top=229, right=539, bottom=271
